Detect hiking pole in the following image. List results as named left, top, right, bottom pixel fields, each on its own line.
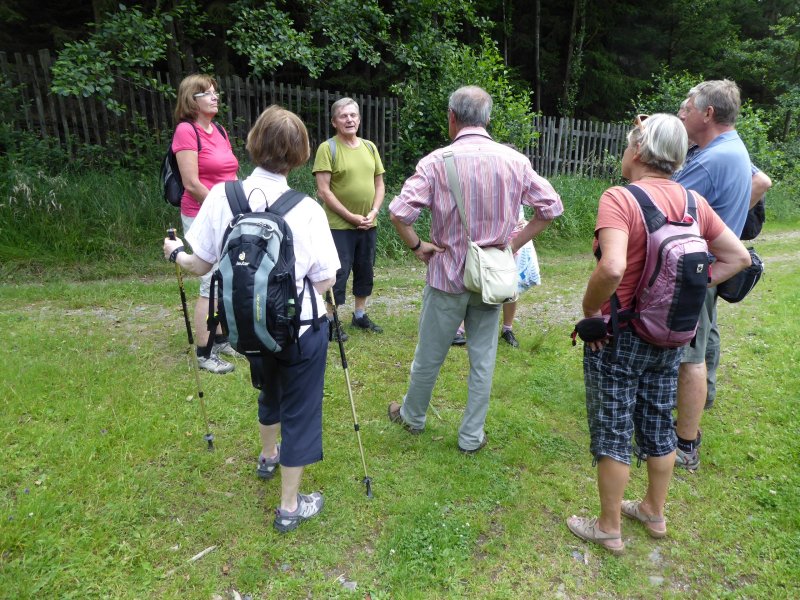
left=167, top=227, right=214, bottom=451
left=326, top=291, right=373, bottom=498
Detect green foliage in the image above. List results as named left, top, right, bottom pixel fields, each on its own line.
left=50, top=4, right=174, bottom=113
left=305, top=0, right=389, bottom=70
left=633, top=68, right=702, bottom=116
left=0, top=168, right=173, bottom=279
left=635, top=67, right=800, bottom=182
left=392, top=36, right=536, bottom=167
left=228, top=1, right=321, bottom=77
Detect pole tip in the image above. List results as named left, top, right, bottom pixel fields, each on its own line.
left=364, top=477, right=373, bottom=499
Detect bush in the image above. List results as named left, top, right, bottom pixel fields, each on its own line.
left=392, top=36, right=536, bottom=170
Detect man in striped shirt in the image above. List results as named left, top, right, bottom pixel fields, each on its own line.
left=387, top=86, right=563, bottom=453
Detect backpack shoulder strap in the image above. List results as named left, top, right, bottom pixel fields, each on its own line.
left=327, top=137, right=337, bottom=168
left=224, top=180, right=251, bottom=216
left=625, top=184, right=666, bottom=233
left=269, top=189, right=307, bottom=217
left=213, top=122, right=228, bottom=140
left=685, top=188, right=699, bottom=221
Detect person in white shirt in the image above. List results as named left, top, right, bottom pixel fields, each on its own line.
left=164, top=106, right=340, bottom=533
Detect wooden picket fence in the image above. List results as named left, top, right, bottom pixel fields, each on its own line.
left=3, top=49, right=628, bottom=176
left=1, top=49, right=401, bottom=163
left=528, top=115, right=628, bottom=178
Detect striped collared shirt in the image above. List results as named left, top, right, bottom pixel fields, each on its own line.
left=389, top=127, right=563, bottom=293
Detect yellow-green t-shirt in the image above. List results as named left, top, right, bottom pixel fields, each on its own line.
left=312, top=138, right=385, bottom=230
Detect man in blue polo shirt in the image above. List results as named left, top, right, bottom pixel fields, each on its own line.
left=672, top=79, right=752, bottom=470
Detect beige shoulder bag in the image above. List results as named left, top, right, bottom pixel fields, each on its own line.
left=443, top=151, right=518, bottom=304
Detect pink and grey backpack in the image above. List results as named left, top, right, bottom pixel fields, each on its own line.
left=608, top=184, right=711, bottom=349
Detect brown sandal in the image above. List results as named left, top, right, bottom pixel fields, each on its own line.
left=566, top=516, right=624, bottom=555
left=621, top=500, right=667, bottom=538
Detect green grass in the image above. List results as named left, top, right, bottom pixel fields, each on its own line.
left=1, top=225, right=798, bottom=599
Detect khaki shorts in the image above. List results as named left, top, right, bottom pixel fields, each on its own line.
left=181, top=214, right=214, bottom=298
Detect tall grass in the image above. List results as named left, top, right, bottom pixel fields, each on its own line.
left=1, top=162, right=798, bottom=281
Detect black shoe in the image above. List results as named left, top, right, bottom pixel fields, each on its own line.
left=352, top=313, right=383, bottom=333
left=332, top=321, right=349, bottom=342
left=458, top=436, right=488, bottom=455
left=500, top=329, right=519, bottom=348
left=452, top=332, right=467, bottom=346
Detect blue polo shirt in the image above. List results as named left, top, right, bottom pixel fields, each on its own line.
left=673, top=131, right=752, bottom=236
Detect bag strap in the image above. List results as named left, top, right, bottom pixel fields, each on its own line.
left=626, top=183, right=698, bottom=232
left=625, top=184, right=666, bottom=234
left=214, top=122, right=228, bottom=140
left=327, top=137, right=376, bottom=169
left=269, top=189, right=307, bottom=217
left=224, top=180, right=251, bottom=216
left=177, top=120, right=204, bottom=152
left=443, top=151, right=472, bottom=242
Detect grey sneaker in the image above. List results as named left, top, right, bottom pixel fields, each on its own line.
left=352, top=313, right=383, bottom=333
left=273, top=492, right=324, bottom=533
left=257, top=445, right=280, bottom=480
left=197, top=352, right=234, bottom=374
left=213, top=341, right=244, bottom=358
left=675, top=446, right=700, bottom=470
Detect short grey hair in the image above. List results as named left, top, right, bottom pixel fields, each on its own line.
left=627, top=113, right=688, bottom=175
left=687, top=79, right=741, bottom=126
left=448, top=86, right=492, bottom=127
left=331, top=97, right=359, bottom=119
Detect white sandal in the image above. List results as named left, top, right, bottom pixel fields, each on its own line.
left=566, top=515, right=624, bottom=555
left=621, top=500, right=667, bottom=538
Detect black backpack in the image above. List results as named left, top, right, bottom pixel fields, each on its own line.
left=161, top=122, right=227, bottom=207
left=206, top=181, right=319, bottom=358
left=740, top=197, right=765, bottom=241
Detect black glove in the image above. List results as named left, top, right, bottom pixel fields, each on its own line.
left=571, top=317, right=608, bottom=345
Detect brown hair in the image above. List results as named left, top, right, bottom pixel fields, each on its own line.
left=246, top=106, right=310, bottom=174
left=174, top=74, right=217, bottom=123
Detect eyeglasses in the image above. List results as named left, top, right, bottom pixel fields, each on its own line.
left=634, top=114, right=649, bottom=131
left=193, top=90, right=220, bottom=99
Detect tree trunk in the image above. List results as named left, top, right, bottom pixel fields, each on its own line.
left=561, top=0, right=579, bottom=115
left=534, top=0, right=541, bottom=113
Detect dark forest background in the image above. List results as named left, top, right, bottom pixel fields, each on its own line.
left=2, top=0, right=798, bottom=176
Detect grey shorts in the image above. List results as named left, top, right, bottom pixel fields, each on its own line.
left=681, top=288, right=718, bottom=364
left=181, top=214, right=214, bottom=298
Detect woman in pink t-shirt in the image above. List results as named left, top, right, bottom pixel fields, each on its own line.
left=171, top=74, right=239, bottom=374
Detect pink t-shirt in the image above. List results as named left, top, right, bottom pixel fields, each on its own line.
left=171, top=121, right=239, bottom=217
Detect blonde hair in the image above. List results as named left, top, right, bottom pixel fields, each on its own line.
left=246, top=106, right=310, bottom=174
left=627, top=113, right=688, bottom=175
left=174, top=74, right=217, bottom=123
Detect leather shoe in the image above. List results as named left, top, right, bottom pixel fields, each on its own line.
left=387, top=402, right=422, bottom=434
